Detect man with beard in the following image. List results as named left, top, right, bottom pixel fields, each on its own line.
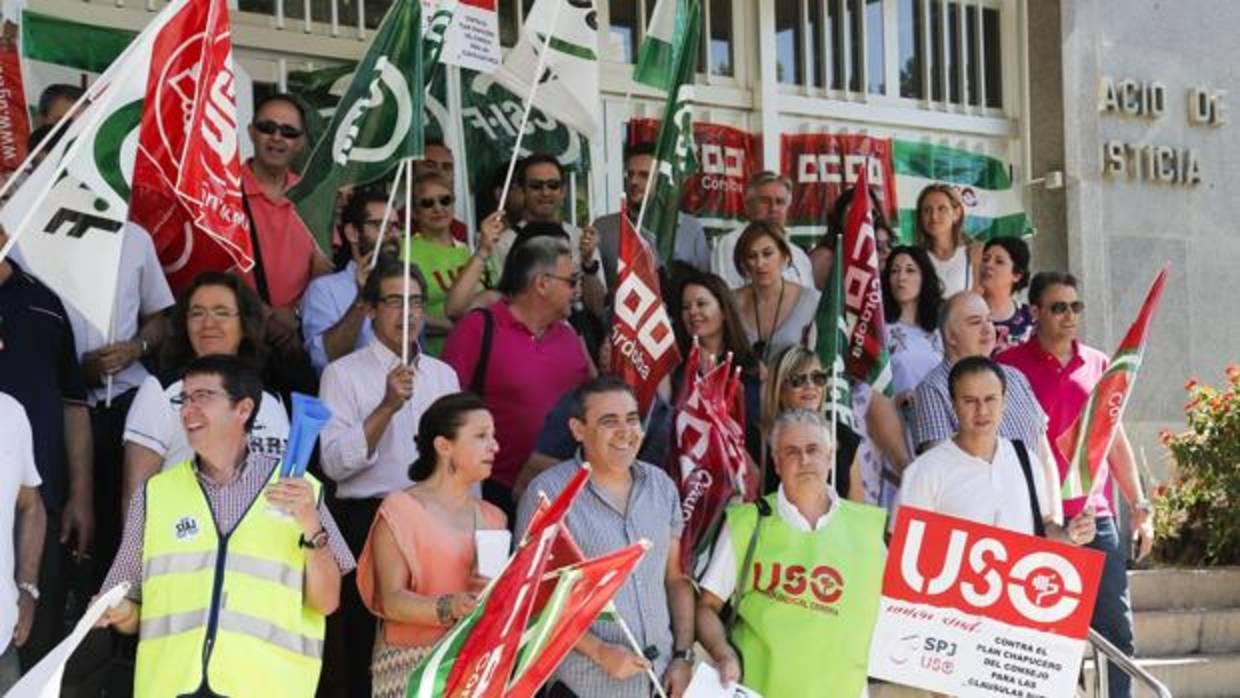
left=301, top=188, right=401, bottom=374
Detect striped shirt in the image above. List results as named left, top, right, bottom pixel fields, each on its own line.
left=911, top=358, right=1048, bottom=451
left=102, top=451, right=355, bottom=602
left=516, top=459, right=683, bottom=698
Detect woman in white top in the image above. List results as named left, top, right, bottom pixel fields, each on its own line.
left=734, top=222, right=820, bottom=363
left=914, top=183, right=980, bottom=296
left=122, top=273, right=290, bottom=512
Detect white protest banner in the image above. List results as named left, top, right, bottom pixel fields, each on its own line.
left=439, top=0, right=500, bottom=73
left=868, top=507, right=1106, bottom=698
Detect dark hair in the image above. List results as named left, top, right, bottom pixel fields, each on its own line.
left=948, top=355, right=1007, bottom=400
left=37, top=84, right=84, bottom=118
left=733, top=222, right=793, bottom=278
left=491, top=157, right=528, bottom=194
left=361, top=255, right=428, bottom=306
left=822, top=184, right=890, bottom=250
left=983, top=237, right=1031, bottom=293
left=253, top=93, right=307, bottom=128
left=182, top=353, right=264, bottom=431
left=624, top=141, right=656, bottom=164
left=882, top=245, right=943, bottom=332
left=409, top=392, right=489, bottom=481
left=341, top=187, right=391, bottom=230
left=424, top=136, right=449, bottom=152
left=27, top=124, right=63, bottom=153
left=162, top=272, right=266, bottom=373
left=520, top=153, right=566, bottom=185
left=497, top=234, right=572, bottom=296
left=669, top=270, right=759, bottom=375
left=1028, top=270, right=1078, bottom=307
left=568, top=376, right=637, bottom=422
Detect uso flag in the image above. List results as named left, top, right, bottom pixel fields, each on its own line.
left=607, top=200, right=681, bottom=414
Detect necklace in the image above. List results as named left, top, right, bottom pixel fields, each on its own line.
left=752, top=278, right=786, bottom=360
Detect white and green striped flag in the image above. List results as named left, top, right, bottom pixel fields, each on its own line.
left=892, top=140, right=1032, bottom=243
left=632, top=0, right=691, bottom=91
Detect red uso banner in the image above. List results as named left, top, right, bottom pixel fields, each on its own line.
left=781, top=133, right=897, bottom=237
left=627, top=119, right=758, bottom=229
left=868, top=507, right=1106, bottom=698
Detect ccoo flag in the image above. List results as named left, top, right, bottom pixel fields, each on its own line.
left=839, top=163, right=892, bottom=392
left=288, top=0, right=425, bottom=251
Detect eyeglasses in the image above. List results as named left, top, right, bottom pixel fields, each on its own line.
left=1048, top=300, right=1085, bottom=316
left=187, top=307, right=241, bottom=323
left=525, top=178, right=563, bottom=192
left=171, top=388, right=229, bottom=407
left=378, top=294, right=426, bottom=309
left=542, top=271, right=582, bottom=288
left=253, top=120, right=304, bottom=139
left=417, top=195, right=454, bottom=210
left=785, top=370, right=829, bottom=389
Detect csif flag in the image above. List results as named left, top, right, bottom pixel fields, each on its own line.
left=289, top=0, right=425, bottom=252
left=639, top=0, right=700, bottom=265
left=1056, top=265, right=1169, bottom=513
left=608, top=199, right=681, bottom=415
left=814, top=199, right=857, bottom=435
left=839, top=163, right=892, bottom=392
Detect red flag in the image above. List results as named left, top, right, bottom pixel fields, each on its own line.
left=607, top=199, right=681, bottom=414
left=840, top=163, right=892, bottom=391
left=129, top=0, right=252, bottom=293
left=1056, top=265, right=1169, bottom=517
left=0, top=20, right=29, bottom=173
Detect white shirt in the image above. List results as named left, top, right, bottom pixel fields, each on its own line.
left=123, top=376, right=290, bottom=468
left=929, top=245, right=971, bottom=297
left=897, top=437, right=1050, bottom=535
left=64, top=223, right=175, bottom=405
left=319, top=340, right=460, bottom=499
left=0, top=393, right=43, bottom=652
left=709, top=224, right=815, bottom=290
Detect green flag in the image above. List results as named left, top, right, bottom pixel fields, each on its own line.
left=288, top=0, right=424, bottom=252
left=814, top=229, right=856, bottom=432
left=633, top=0, right=690, bottom=90
left=639, top=0, right=700, bottom=265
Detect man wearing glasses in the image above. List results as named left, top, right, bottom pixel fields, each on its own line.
left=319, top=256, right=459, bottom=697
left=997, top=271, right=1151, bottom=698
left=709, top=171, right=814, bottom=290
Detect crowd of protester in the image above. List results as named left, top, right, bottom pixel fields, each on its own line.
left=0, top=88, right=1156, bottom=698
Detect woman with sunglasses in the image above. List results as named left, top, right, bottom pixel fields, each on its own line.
left=733, top=222, right=820, bottom=363
left=403, top=172, right=471, bottom=355
left=121, top=272, right=290, bottom=512
left=980, top=237, right=1035, bottom=355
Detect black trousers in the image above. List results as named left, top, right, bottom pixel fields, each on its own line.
left=317, top=496, right=382, bottom=698
left=90, top=389, right=137, bottom=588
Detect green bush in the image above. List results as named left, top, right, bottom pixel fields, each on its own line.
left=1153, top=365, right=1240, bottom=566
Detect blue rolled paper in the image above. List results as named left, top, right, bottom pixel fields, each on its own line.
left=279, top=392, right=333, bottom=478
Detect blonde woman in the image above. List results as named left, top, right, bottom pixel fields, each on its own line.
left=914, top=183, right=981, bottom=296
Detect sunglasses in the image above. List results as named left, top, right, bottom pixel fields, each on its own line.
left=253, top=120, right=304, bottom=139
left=525, top=178, right=563, bottom=191
left=1048, top=300, right=1085, bottom=316
left=417, top=195, right=454, bottom=209
left=786, top=370, right=829, bottom=389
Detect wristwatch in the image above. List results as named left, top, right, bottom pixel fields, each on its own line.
left=1133, top=499, right=1154, bottom=515
left=298, top=528, right=329, bottom=550
left=17, top=582, right=38, bottom=601
left=671, top=647, right=694, bottom=664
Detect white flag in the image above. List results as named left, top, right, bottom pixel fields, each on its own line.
left=491, top=0, right=601, bottom=140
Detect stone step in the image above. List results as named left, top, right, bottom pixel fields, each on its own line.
left=1081, top=652, right=1240, bottom=698
left=1129, top=568, right=1240, bottom=612
left=1135, top=607, right=1240, bottom=657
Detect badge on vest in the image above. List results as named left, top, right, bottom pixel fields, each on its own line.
left=174, top=516, right=200, bottom=541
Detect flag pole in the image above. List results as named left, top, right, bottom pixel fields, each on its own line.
left=613, top=613, right=671, bottom=698
left=371, top=158, right=407, bottom=271
left=495, top=0, right=566, bottom=215
left=401, top=158, right=414, bottom=366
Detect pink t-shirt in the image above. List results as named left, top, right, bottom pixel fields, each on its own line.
left=240, top=163, right=318, bottom=310
left=440, top=300, right=591, bottom=488
left=996, top=338, right=1113, bottom=516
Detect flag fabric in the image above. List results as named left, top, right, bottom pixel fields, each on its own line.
left=608, top=200, right=681, bottom=415
left=288, top=0, right=425, bottom=252
left=839, top=163, right=892, bottom=393
left=421, top=0, right=458, bottom=88
left=814, top=212, right=857, bottom=434
left=639, top=0, right=700, bottom=264
left=506, top=542, right=649, bottom=698
left=892, top=139, right=1032, bottom=243
left=0, top=15, right=29, bottom=173
left=490, top=0, right=601, bottom=140
left=672, top=344, right=751, bottom=576
left=1056, top=265, right=1169, bottom=504
left=632, top=0, right=691, bottom=91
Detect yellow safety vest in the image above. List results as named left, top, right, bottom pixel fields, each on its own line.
left=134, top=460, right=325, bottom=698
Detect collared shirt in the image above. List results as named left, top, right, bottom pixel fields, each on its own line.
left=897, top=438, right=1051, bottom=536
left=101, top=450, right=356, bottom=602
left=239, top=162, right=321, bottom=310
left=489, top=222, right=607, bottom=292
left=709, top=224, right=815, bottom=290
left=997, top=338, right=1113, bottom=516
left=440, top=299, right=591, bottom=487
left=0, top=261, right=87, bottom=510
left=515, top=459, right=683, bottom=698
left=592, top=210, right=711, bottom=288
left=911, top=358, right=1048, bottom=452
left=300, top=260, right=373, bottom=375
left=319, top=339, right=460, bottom=499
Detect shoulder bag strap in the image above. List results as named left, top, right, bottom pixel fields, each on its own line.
left=1012, top=439, right=1047, bottom=538
left=468, top=308, right=494, bottom=396
left=726, top=497, right=772, bottom=629
left=241, top=192, right=272, bottom=305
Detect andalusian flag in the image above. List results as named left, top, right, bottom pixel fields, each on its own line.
left=288, top=0, right=424, bottom=251
left=638, top=0, right=700, bottom=265
left=840, top=162, right=892, bottom=392
left=892, top=139, right=1031, bottom=243
left=633, top=0, right=693, bottom=91
left=814, top=216, right=856, bottom=436
left=1056, top=265, right=1169, bottom=509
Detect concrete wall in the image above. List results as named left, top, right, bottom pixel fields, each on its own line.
left=1049, top=0, right=1240, bottom=479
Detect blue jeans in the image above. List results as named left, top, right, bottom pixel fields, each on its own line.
left=1087, top=516, right=1135, bottom=698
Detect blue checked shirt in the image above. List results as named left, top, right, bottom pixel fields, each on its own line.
left=911, top=359, right=1049, bottom=451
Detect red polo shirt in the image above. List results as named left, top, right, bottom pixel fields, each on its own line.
left=996, top=338, right=1114, bottom=516
left=240, top=163, right=319, bottom=310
